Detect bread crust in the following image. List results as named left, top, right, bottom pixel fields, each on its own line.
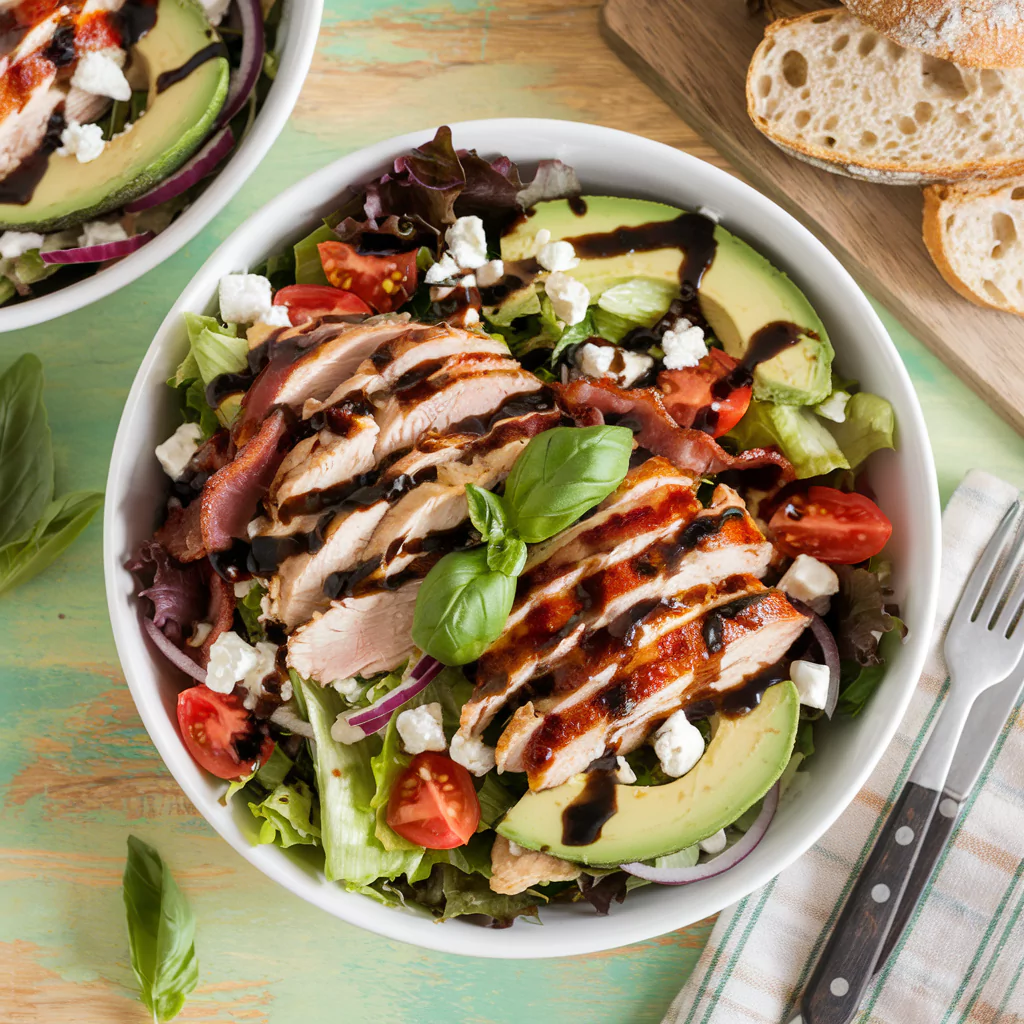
left=842, top=0, right=1024, bottom=69
left=746, top=11, right=1024, bottom=183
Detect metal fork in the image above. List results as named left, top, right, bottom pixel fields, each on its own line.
left=792, top=500, right=1024, bottom=1024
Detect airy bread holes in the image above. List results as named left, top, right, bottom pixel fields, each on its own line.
left=914, top=101, right=933, bottom=125
left=823, top=136, right=837, bottom=148
left=1012, top=188, right=1024, bottom=201
left=983, top=279, right=1008, bottom=305
left=811, top=13, right=834, bottom=22
left=980, top=70, right=1004, bottom=96
left=884, top=40, right=904, bottom=61
left=823, top=113, right=838, bottom=131
left=857, top=32, right=878, bottom=57
left=991, top=213, right=1017, bottom=259
left=795, top=111, right=811, bottom=129
left=758, top=75, right=772, bottom=97
left=859, top=131, right=877, bottom=147
left=898, top=116, right=916, bottom=135
left=921, top=55, right=968, bottom=102
left=782, top=50, right=808, bottom=88
left=832, top=34, right=849, bottom=52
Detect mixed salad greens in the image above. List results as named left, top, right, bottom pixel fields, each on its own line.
left=129, top=125, right=904, bottom=927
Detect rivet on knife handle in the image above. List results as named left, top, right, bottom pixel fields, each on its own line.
left=801, top=781, right=940, bottom=1024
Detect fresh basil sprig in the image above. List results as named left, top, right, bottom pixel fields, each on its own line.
left=122, top=835, right=199, bottom=1023
left=413, top=426, right=633, bottom=665
left=0, top=355, right=103, bottom=596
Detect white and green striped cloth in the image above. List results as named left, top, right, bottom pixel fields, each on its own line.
left=665, top=470, right=1024, bottom=1024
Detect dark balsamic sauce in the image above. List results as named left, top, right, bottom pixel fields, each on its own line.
left=568, top=195, right=588, bottom=216
left=561, top=753, right=618, bottom=847
left=477, top=257, right=542, bottom=307
left=0, top=108, right=66, bottom=205
left=685, top=669, right=788, bottom=722
left=44, top=22, right=77, bottom=66
left=117, top=0, right=159, bottom=48
left=155, top=41, right=227, bottom=93
left=701, top=593, right=765, bottom=653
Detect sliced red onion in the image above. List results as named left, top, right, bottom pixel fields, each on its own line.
left=790, top=599, right=842, bottom=718
left=41, top=232, right=154, bottom=265
left=125, top=126, right=235, bottom=212
left=217, top=0, right=265, bottom=128
left=345, top=656, right=443, bottom=734
left=143, top=615, right=207, bottom=683
left=621, top=784, right=779, bottom=885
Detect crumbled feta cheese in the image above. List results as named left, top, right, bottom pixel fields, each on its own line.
left=71, top=48, right=131, bottom=101
left=219, top=273, right=273, bottom=324
left=476, top=258, right=504, bottom=287
left=332, top=677, right=364, bottom=701
left=396, top=702, right=447, bottom=754
left=537, top=240, right=579, bottom=272
left=331, top=711, right=368, bottom=744
left=444, top=215, right=488, bottom=269
left=424, top=252, right=459, bottom=284
left=280, top=678, right=293, bottom=702
left=239, top=641, right=279, bottom=709
left=778, top=554, right=840, bottom=615
left=815, top=390, right=851, bottom=423
left=459, top=306, right=480, bottom=325
left=532, top=228, right=551, bottom=252
left=791, top=659, right=831, bottom=710
left=200, top=0, right=231, bottom=24
left=205, top=631, right=259, bottom=694
left=449, top=732, right=496, bottom=776
left=615, top=755, right=637, bottom=785
left=56, top=121, right=105, bottom=163
left=576, top=341, right=615, bottom=377
left=187, top=622, right=212, bottom=648
left=0, top=230, right=44, bottom=260
left=460, top=273, right=477, bottom=289
left=545, top=271, right=590, bottom=325
left=653, top=711, right=705, bottom=778
left=79, top=220, right=128, bottom=248
left=233, top=580, right=254, bottom=598
left=258, top=304, right=293, bottom=328
left=699, top=829, right=727, bottom=855
left=661, top=319, right=708, bottom=370
left=154, top=421, right=202, bottom=480
left=575, top=341, right=653, bottom=387
left=618, top=350, right=655, bottom=387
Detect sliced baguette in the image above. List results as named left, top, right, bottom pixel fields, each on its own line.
left=842, top=0, right=1024, bottom=69
left=747, top=9, right=1024, bottom=184
left=923, top=177, right=1024, bottom=314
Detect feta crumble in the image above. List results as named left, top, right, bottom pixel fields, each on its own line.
left=698, top=829, right=727, bottom=855
left=532, top=228, right=551, bottom=252
left=154, top=421, right=202, bottom=480
left=205, top=631, right=259, bottom=694
left=661, top=319, right=708, bottom=370
left=545, top=271, right=589, bottom=325
left=332, top=677, right=364, bottom=701
left=239, top=641, right=279, bottom=710
left=424, top=252, right=459, bottom=284
left=234, top=580, right=254, bottom=599
left=576, top=341, right=615, bottom=377
left=615, top=756, right=637, bottom=785
left=258, top=304, right=293, bottom=328
left=791, top=659, right=831, bottom=710
left=71, top=48, right=131, bottom=101
left=56, top=122, right=105, bottom=163
left=444, top=215, right=488, bottom=269
left=200, top=0, right=231, bottom=24
left=219, top=273, right=273, bottom=324
left=476, top=258, right=504, bottom=287
left=396, top=703, right=447, bottom=754
left=79, top=220, right=128, bottom=248
left=449, top=732, right=496, bottom=776
left=537, top=240, right=579, bottom=272
left=575, top=341, right=653, bottom=388
left=815, top=390, right=851, bottom=423
left=653, top=711, right=705, bottom=778
left=778, top=554, right=840, bottom=615
left=187, top=622, right=212, bottom=648
left=0, top=230, right=44, bottom=260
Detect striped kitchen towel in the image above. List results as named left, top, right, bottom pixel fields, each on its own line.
left=665, top=469, right=1024, bottom=1024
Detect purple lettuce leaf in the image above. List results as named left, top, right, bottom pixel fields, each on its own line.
left=126, top=541, right=206, bottom=645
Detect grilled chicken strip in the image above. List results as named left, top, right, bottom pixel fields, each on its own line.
left=498, top=576, right=809, bottom=790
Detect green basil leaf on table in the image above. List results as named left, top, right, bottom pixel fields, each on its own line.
left=0, top=354, right=54, bottom=548
left=0, top=490, right=102, bottom=596
left=412, top=547, right=516, bottom=665
left=122, top=835, right=199, bottom=1023
left=503, top=425, right=634, bottom=543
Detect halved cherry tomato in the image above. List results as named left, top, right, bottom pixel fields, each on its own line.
left=386, top=751, right=481, bottom=849
left=272, top=284, right=371, bottom=325
left=177, top=685, right=274, bottom=780
left=769, top=486, right=893, bottom=564
left=658, top=348, right=752, bottom=438
left=317, top=241, right=418, bottom=314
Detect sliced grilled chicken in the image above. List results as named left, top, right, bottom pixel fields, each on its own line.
left=0, top=73, right=60, bottom=181
left=499, top=577, right=809, bottom=789
left=286, top=582, right=421, bottom=684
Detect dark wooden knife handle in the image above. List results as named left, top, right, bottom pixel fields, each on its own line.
left=802, top=781, right=941, bottom=1024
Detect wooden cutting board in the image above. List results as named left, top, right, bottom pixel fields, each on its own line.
left=601, top=0, right=1024, bottom=435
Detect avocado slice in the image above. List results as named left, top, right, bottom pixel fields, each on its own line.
left=502, top=197, right=834, bottom=406
left=496, top=681, right=800, bottom=866
left=0, top=0, right=229, bottom=231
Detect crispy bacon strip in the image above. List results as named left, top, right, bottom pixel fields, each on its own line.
left=552, top=378, right=794, bottom=482
left=155, top=500, right=205, bottom=563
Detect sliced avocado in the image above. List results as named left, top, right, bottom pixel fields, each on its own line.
left=503, top=197, right=833, bottom=405
left=496, top=681, right=800, bottom=866
left=0, top=0, right=229, bottom=231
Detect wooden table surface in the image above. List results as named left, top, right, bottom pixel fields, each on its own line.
left=2, top=2, right=1024, bottom=1022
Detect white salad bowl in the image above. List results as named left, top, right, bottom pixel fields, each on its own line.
left=0, top=0, right=322, bottom=333
left=104, top=119, right=941, bottom=959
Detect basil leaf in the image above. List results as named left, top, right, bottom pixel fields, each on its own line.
left=412, top=547, right=516, bottom=665
left=503, top=425, right=634, bottom=543
left=0, top=354, right=54, bottom=548
left=0, top=490, right=102, bottom=596
left=487, top=534, right=527, bottom=576
left=465, top=482, right=509, bottom=542
left=122, top=835, right=199, bottom=1023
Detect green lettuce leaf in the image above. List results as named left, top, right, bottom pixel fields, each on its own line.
left=591, top=306, right=636, bottom=343
left=437, top=865, right=540, bottom=923
left=826, top=392, right=896, bottom=469
left=294, top=223, right=334, bottom=285
left=727, top=400, right=849, bottom=479
left=476, top=774, right=516, bottom=829
left=482, top=283, right=541, bottom=327
left=549, top=308, right=595, bottom=365
left=596, top=277, right=677, bottom=325
left=249, top=780, right=321, bottom=848
left=236, top=581, right=267, bottom=643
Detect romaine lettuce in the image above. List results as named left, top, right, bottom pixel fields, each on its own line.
left=826, top=392, right=895, bottom=469
left=249, top=780, right=321, bottom=848
left=596, top=278, right=677, bottom=325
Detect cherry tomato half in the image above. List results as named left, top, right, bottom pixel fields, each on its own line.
left=272, top=284, right=371, bottom=325
left=658, top=348, right=752, bottom=439
left=386, top=751, right=481, bottom=849
left=177, top=685, right=274, bottom=780
left=317, top=241, right=418, bottom=314
left=769, top=486, right=893, bottom=565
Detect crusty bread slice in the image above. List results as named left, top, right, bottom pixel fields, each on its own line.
left=747, top=9, right=1024, bottom=184
left=842, top=0, right=1024, bottom=70
left=923, top=177, right=1024, bottom=314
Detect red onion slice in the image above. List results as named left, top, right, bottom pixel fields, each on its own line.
left=41, top=231, right=154, bottom=265
left=143, top=615, right=207, bottom=683
left=217, top=0, right=265, bottom=128
left=125, top=126, right=235, bottom=212
left=790, top=599, right=842, bottom=718
left=621, top=784, right=779, bottom=885
left=345, top=656, right=443, bottom=734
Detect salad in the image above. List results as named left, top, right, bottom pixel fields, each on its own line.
left=0, top=0, right=278, bottom=307
left=128, top=125, right=902, bottom=927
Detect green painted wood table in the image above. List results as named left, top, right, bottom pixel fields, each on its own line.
left=2, top=2, right=1024, bottom=1021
